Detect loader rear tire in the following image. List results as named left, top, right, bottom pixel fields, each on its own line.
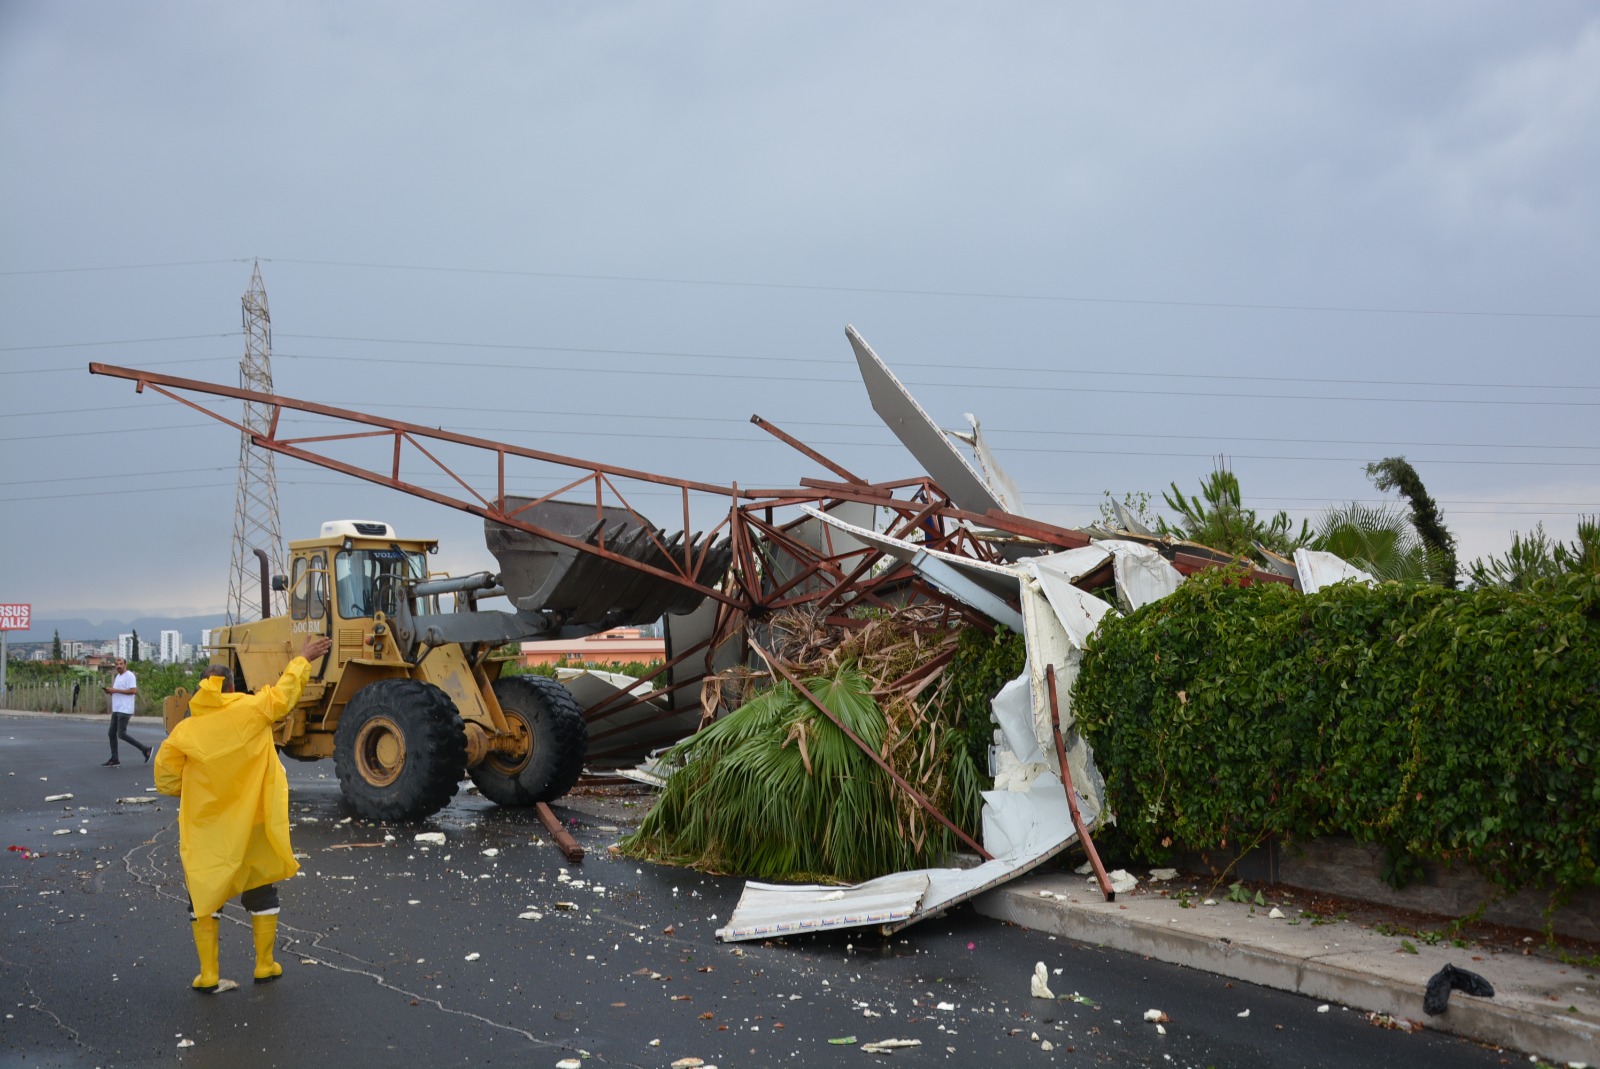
left=470, top=675, right=588, bottom=807
left=334, top=679, right=467, bottom=822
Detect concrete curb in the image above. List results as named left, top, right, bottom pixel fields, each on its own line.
left=975, top=872, right=1600, bottom=1066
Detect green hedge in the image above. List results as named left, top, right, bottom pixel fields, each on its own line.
left=1072, top=569, right=1600, bottom=897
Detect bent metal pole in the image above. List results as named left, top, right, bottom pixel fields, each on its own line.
left=1045, top=663, right=1115, bottom=902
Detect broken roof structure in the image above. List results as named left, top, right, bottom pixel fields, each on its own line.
left=89, top=325, right=1371, bottom=939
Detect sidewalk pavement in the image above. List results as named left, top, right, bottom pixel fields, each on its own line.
left=974, top=869, right=1599, bottom=1066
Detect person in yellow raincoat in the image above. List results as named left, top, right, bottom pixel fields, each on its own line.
left=155, top=635, right=332, bottom=990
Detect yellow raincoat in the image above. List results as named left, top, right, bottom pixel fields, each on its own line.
left=154, top=657, right=313, bottom=916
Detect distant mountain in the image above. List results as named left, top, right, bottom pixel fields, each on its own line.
left=9, top=614, right=231, bottom=645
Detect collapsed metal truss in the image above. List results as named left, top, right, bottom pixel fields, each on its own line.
left=88, top=357, right=1291, bottom=774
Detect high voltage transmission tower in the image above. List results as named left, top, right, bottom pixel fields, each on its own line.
left=224, top=260, right=287, bottom=625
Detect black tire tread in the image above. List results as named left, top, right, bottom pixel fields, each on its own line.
left=470, top=675, right=588, bottom=806
left=333, top=678, right=467, bottom=822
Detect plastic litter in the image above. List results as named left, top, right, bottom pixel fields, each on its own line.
left=1423, top=963, right=1495, bottom=1015
left=1030, top=961, right=1055, bottom=999
left=860, top=1038, right=921, bottom=1054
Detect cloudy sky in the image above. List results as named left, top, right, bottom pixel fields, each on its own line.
left=2, top=2, right=1597, bottom=622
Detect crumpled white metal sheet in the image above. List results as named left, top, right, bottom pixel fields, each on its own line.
left=846, top=325, right=1006, bottom=515
left=1293, top=548, right=1376, bottom=594
left=715, top=872, right=931, bottom=941
left=1094, top=539, right=1185, bottom=612
left=716, top=778, right=1079, bottom=942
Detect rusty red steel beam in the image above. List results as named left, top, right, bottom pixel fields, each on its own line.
left=1170, top=552, right=1295, bottom=585
left=749, top=415, right=868, bottom=486
left=1045, top=664, right=1115, bottom=902
left=88, top=362, right=751, bottom=608
left=90, top=363, right=743, bottom=496
left=536, top=802, right=585, bottom=862
left=750, top=640, right=992, bottom=862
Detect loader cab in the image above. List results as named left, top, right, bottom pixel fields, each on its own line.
left=287, top=520, right=434, bottom=626
left=334, top=545, right=427, bottom=619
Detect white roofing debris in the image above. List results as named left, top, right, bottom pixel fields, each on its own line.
left=714, top=872, right=929, bottom=939
left=1293, top=548, right=1376, bottom=594
left=947, top=412, right=1025, bottom=515
left=847, top=325, right=1005, bottom=515
left=1094, top=539, right=1185, bottom=612
left=799, top=505, right=1025, bottom=631
left=713, top=345, right=1376, bottom=943
left=1112, top=499, right=1155, bottom=536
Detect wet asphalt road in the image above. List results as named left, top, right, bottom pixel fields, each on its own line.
left=1, top=713, right=1519, bottom=1069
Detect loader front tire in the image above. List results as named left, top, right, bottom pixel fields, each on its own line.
left=334, top=679, right=467, bottom=822
left=470, top=675, right=588, bottom=807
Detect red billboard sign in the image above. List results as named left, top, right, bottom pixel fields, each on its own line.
left=0, top=604, right=31, bottom=631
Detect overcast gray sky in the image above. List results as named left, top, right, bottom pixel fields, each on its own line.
left=2, top=2, right=1597, bottom=621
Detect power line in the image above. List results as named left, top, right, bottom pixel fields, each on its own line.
left=0, top=259, right=249, bottom=276
left=16, top=464, right=1587, bottom=509
left=265, top=350, right=1600, bottom=408
left=0, top=356, right=234, bottom=376
left=261, top=257, right=1600, bottom=321
left=8, top=413, right=1600, bottom=468
left=10, top=396, right=1597, bottom=457
left=0, top=333, right=240, bottom=353
left=0, top=466, right=228, bottom=487
left=277, top=332, right=1600, bottom=394
left=2, top=254, right=1593, bottom=319
left=2, top=475, right=1590, bottom=517
left=8, top=325, right=1597, bottom=393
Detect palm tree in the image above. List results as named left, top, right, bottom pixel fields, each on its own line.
left=1311, top=501, right=1426, bottom=581
left=1157, top=468, right=1311, bottom=560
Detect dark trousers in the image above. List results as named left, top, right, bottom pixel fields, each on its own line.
left=188, top=883, right=280, bottom=918
left=108, top=713, right=148, bottom=761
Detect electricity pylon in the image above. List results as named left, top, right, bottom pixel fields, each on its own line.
left=224, top=260, right=287, bottom=625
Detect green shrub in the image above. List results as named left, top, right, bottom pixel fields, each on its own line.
left=1072, top=568, right=1600, bottom=896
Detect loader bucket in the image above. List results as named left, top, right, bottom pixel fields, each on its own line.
left=485, top=498, right=732, bottom=628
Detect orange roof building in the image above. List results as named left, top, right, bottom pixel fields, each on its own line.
left=519, top=627, right=665, bottom=667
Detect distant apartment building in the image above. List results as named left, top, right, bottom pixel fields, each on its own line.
left=159, top=630, right=183, bottom=664
left=117, top=634, right=134, bottom=660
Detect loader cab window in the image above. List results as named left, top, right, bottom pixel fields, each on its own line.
left=335, top=547, right=426, bottom=620
left=290, top=552, right=329, bottom=622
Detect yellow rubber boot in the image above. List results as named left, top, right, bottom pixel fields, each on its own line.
left=190, top=916, right=220, bottom=990
left=251, top=913, right=283, bottom=982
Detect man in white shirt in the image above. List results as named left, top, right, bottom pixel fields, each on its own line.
left=103, top=657, right=151, bottom=766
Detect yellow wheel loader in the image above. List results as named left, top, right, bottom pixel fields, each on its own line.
left=169, top=505, right=729, bottom=822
